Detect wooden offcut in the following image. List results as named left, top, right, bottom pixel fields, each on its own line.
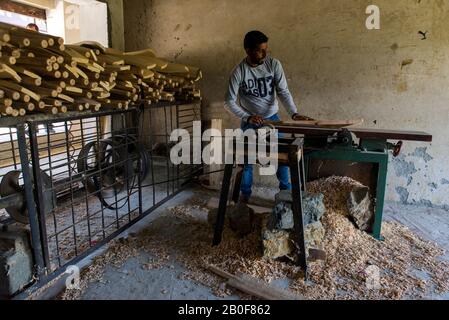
left=207, top=265, right=302, bottom=300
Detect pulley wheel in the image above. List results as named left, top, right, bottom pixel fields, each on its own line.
left=0, top=169, right=54, bottom=224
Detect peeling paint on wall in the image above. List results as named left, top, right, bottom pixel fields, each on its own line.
left=428, top=182, right=437, bottom=190
left=392, top=155, right=417, bottom=177
left=411, top=147, right=434, bottom=162
left=396, top=187, right=410, bottom=203
left=416, top=199, right=433, bottom=207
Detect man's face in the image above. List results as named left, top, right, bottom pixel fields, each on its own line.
left=246, top=42, right=268, bottom=65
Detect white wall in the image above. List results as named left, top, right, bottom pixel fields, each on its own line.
left=46, top=0, right=108, bottom=44
left=79, top=1, right=107, bottom=46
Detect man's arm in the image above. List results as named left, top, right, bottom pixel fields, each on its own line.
left=274, top=60, right=299, bottom=118
left=224, top=68, right=252, bottom=122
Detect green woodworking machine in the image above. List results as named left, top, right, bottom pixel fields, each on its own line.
left=272, top=125, right=433, bottom=240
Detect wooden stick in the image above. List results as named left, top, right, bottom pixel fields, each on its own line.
left=0, top=30, right=11, bottom=43
left=207, top=265, right=301, bottom=300
left=57, top=93, right=75, bottom=103
left=0, top=63, right=21, bottom=82
left=20, top=77, right=42, bottom=87
left=0, top=56, right=17, bottom=65
left=9, top=65, right=40, bottom=80
left=264, top=119, right=364, bottom=128
left=0, top=98, right=13, bottom=107
left=66, top=103, right=84, bottom=111
left=65, top=86, right=82, bottom=94
left=0, top=105, right=13, bottom=115
left=12, top=101, right=35, bottom=112
left=0, top=80, right=40, bottom=101
left=0, top=87, right=21, bottom=100
left=42, top=98, right=62, bottom=107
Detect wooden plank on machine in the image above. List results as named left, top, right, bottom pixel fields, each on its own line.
left=275, top=125, right=433, bottom=142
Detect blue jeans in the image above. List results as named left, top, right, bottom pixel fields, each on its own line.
left=240, top=113, right=291, bottom=198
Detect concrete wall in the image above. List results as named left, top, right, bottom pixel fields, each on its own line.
left=46, top=0, right=108, bottom=45
left=123, top=0, right=449, bottom=208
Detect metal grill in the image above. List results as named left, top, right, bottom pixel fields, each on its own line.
left=0, top=101, right=202, bottom=297
left=0, top=126, right=22, bottom=224
left=137, top=102, right=203, bottom=209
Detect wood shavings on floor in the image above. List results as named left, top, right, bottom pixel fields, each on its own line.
left=60, top=176, right=449, bottom=300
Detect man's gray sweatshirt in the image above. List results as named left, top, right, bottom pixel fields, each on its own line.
left=224, top=56, right=298, bottom=122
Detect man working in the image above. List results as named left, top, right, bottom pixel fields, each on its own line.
left=224, top=30, right=306, bottom=203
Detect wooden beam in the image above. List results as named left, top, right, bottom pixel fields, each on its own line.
left=207, top=265, right=302, bottom=300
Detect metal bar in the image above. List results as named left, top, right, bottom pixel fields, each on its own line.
left=136, top=107, right=143, bottom=216
left=16, top=123, right=46, bottom=276
left=164, top=106, right=170, bottom=197
left=79, top=119, right=93, bottom=249
left=123, top=113, right=132, bottom=224
left=176, top=104, right=180, bottom=191
left=148, top=108, right=156, bottom=207
left=110, top=115, right=120, bottom=229
left=372, top=156, right=388, bottom=240
left=28, top=122, right=51, bottom=270
left=64, top=121, right=78, bottom=257
left=46, top=122, right=61, bottom=268
left=212, top=163, right=234, bottom=246
left=170, top=105, right=175, bottom=195
left=0, top=101, right=197, bottom=128
left=9, top=127, right=18, bottom=170
left=300, top=149, right=306, bottom=193
left=95, top=117, right=106, bottom=240
left=288, top=142, right=308, bottom=279
left=232, top=166, right=243, bottom=204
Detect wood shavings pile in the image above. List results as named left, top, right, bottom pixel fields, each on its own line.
left=60, top=177, right=449, bottom=300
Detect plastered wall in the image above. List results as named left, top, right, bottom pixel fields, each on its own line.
left=123, top=0, right=449, bottom=207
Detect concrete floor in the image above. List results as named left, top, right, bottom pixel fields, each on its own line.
left=77, top=189, right=241, bottom=300
left=383, top=202, right=449, bottom=300
left=61, top=186, right=449, bottom=300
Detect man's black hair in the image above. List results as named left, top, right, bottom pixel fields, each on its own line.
left=244, top=31, right=268, bottom=50
left=26, top=23, right=39, bottom=31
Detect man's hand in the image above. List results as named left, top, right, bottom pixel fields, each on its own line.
left=247, top=115, right=264, bottom=125
left=292, top=113, right=315, bottom=121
